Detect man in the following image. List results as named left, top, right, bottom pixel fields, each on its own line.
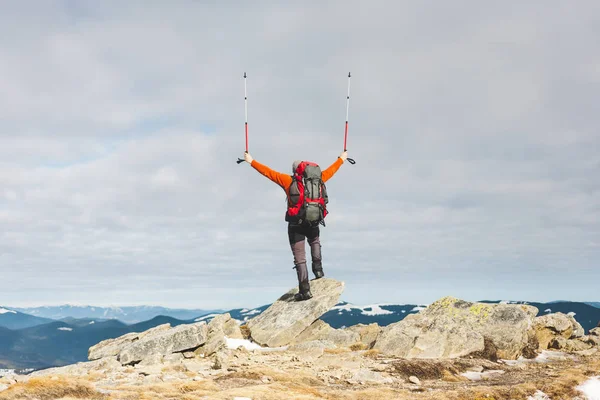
left=243, top=150, right=348, bottom=301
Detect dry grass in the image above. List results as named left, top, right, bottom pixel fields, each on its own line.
left=0, top=376, right=107, bottom=400
left=323, top=348, right=351, bottom=355
left=349, top=343, right=369, bottom=351
left=361, top=349, right=380, bottom=359
left=239, top=324, right=251, bottom=340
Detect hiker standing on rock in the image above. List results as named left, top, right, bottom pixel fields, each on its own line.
left=242, top=150, right=348, bottom=301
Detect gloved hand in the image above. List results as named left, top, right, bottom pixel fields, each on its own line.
left=244, top=151, right=254, bottom=164
left=339, top=150, right=348, bottom=162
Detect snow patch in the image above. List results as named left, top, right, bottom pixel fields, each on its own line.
left=0, top=308, right=16, bottom=315
left=568, top=311, right=576, bottom=317
left=225, top=337, right=262, bottom=351
left=89, top=321, right=95, bottom=324
left=331, top=303, right=395, bottom=316
left=242, top=309, right=260, bottom=316
left=527, top=390, right=550, bottom=400
left=362, top=305, right=393, bottom=316
left=577, top=376, right=600, bottom=400
left=58, top=327, right=73, bottom=331
left=461, top=370, right=505, bottom=381
left=194, top=313, right=220, bottom=322
left=411, top=306, right=426, bottom=312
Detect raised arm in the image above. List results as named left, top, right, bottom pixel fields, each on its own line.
left=244, top=153, right=292, bottom=189
left=321, top=151, right=347, bottom=183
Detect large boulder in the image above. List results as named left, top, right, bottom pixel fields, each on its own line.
left=88, top=323, right=171, bottom=361
left=246, top=278, right=344, bottom=347
left=373, top=297, right=538, bottom=360
left=292, top=320, right=360, bottom=348
left=533, top=312, right=585, bottom=350
left=201, top=313, right=244, bottom=356
left=345, top=323, right=382, bottom=349
left=118, top=322, right=208, bottom=365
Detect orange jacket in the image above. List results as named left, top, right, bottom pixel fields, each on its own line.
left=250, top=157, right=344, bottom=200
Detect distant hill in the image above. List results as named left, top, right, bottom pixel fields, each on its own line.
left=0, top=315, right=193, bottom=370
left=0, top=307, right=55, bottom=330
left=11, top=305, right=223, bottom=324
left=586, top=302, right=600, bottom=309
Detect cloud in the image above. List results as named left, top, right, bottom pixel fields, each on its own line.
left=1, top=1, right=599, bottom=309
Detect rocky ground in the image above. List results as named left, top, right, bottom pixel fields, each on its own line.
left=1, top=279, right=599, bottom=399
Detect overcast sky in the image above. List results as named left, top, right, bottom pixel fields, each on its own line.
left=1, top=1, right=599, bottom=310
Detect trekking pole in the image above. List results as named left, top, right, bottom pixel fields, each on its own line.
left=344, top=72, right=356, bottom=164
left=236, top=72, right=249, bottom=164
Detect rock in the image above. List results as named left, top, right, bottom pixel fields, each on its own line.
left=568, top=315, right=585, bottom=338
left=134, top=363, right=164, bottom=376
left=585, top=335, right=600, bottom=347
left=292, top=320, right=360, bottom=348
left=409, top=376, right=420, bottom=385
left=246, top=278, right=344, bottom=347
left=88, top=323, right=171, bottom=360
left=0, top=384, right=8, bottom=392
left=212, top=353, right=223, bottom=370
left=344, top=323, right=381, bottom=348
left=163, top=353, right=185, bottom=363
left=350, top=368, right=394, bottom=384
left=183, top=351, right=196, bottom=359
left=548, top=336, right=568, bottom=350
left=373, top=296, right=538, bottom=360
left=137, top=353, right=164, bottom=366
left=575, top=348, right=598, bottom=357
left=533, top=312, right=586, bottom=350
left=288, top=339, right=337, bottom=352
left=202, top=313, right=244, bottom=357
left=31, top=356, right=123, bottom=377
left=589, top=327, right=600, bottom=337
left=118, top=322, right=208, bottom=365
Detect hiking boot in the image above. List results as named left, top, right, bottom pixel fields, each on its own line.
left=295, top=280, right=312, bottom=301
left=312, top=262, right=324, bottom=279
left=294, top=290, right=313, bottom=301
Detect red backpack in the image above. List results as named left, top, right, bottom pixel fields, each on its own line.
left=285, top=161, right=329, bottom=226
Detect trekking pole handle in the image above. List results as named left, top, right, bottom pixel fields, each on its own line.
left=236, top=158, right=244, bottom=164
left=344, top=148, right=356, bottom=164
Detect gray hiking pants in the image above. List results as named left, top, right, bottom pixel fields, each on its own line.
left=288, top=223, right=322, bottom=287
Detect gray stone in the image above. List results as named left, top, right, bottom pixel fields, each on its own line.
left=137, top=353, right=164, bottom=366
left=373, top=296, right=538, bottom=360
left=246, top=278, right=344, bottom=347
left=345, top=323, right=381, bottom=348
left=293, top=320, right=360, bottom=348
left=31, top=356, right=122, bottom=377
left=118, top=322, right=208, bottom=365
left=202, top=313, right=243, bottom=357
left=288, top=339, right=337, bottom=351
left=88, top=323, right=171, bottom=361
left=163, top=353, right=184, bottom=363
left=350, top=368, right=394, bottom=384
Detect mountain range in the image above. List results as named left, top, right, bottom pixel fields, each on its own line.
left=9, top=305, right=222, bottom=324
left=0, top=300, right=599, bottom=372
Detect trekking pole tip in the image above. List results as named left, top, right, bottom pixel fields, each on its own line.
left=244, top=72, right=247, bottom=78
left=348, top=72, right=351, bottom=78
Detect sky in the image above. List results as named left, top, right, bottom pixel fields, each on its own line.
left=1, top=1, right=599, bottom=310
